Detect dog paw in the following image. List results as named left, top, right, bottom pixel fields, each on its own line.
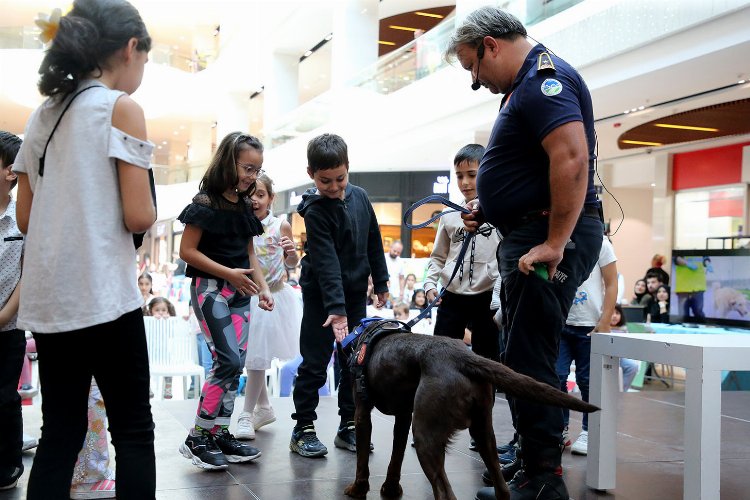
left=380, top=481, right=403, bottom=498
left=344, top=481, right=369, bottom=498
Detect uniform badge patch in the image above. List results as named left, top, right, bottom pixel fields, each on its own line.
left=541, top=78, right=562, bottom=96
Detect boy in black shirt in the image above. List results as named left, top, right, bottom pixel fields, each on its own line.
left=290, top=134, right=389, bottom=458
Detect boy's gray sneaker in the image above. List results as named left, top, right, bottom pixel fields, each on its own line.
left=290, top=425, right=328, bottom=458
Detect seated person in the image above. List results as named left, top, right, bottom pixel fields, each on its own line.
left=646, top=285, right=670, bottom=323
left=630, top=279, right=653, bottom=307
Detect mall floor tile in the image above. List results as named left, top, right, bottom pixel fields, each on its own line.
left=4, top=390, right=749, bottom=499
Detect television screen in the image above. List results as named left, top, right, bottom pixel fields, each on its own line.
left=669, top=249, right=750, bottom=327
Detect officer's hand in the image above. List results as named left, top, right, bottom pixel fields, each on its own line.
left=375, top=292, right=387, bottom=308
left=426, top=288, right=440, bottom=305
left=518, top=241, right=564, bottom=281
left=460, top=200, right=484, bottom=233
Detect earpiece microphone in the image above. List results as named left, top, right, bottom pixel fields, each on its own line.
left=470, top=44, right=485, bottom=91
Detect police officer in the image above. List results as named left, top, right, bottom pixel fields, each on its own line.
left=446, top=7, right=604, bottom=500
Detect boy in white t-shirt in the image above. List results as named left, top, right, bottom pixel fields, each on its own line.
left=556, top=235, right=638, bottom=456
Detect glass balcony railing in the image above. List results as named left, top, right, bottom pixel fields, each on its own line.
left=0, top=27, right=214, bottom=73
left=265, top=0, right=587, bottom=149
left=152, top=162, right=208, bottom=185
left=0, top=26, right=44, bottom=49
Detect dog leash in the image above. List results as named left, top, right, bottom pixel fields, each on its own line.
left=402, top=195, right=475, bottom=328
left=340, top=195, right=476, bottom=348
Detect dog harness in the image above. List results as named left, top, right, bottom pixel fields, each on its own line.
left=343, top=318, right=410, bottom=404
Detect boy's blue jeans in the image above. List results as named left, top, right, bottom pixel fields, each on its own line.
left=556, top=324, right=592, bottom=431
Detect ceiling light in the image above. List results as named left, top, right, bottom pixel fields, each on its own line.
left=415, top=11, right=444, bottom=19
left=650, top=183, right=656, bottom=187
left=623, top=110, right=630, bottom=114
left=654, top=123, right=719, bottom=132
left=389, top=25, right=420, bottom=32
left=324, top=33, right=333, bottom=41
left=637, top=105, right=645, bottom=110
left=621, top=140, right=663, bottom=146
left=161, top=141, right=167, bottom=145
left=378, top=40, right=395, bottom=46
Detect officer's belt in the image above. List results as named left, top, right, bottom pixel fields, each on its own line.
left=498, top=204, right=601, bottom=238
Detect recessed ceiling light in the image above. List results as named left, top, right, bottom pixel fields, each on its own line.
left=654, top=123, right=719, bottom=132
left=324, top=33, right=333, bottom=41
left=650, top=183, right=656, bottom=187
left=303, top=50, right=313, bottom=57
left=415, top=11, right=444, bottom=19
left=161, top=141, right=167, bottom=145
left=621, top=140, right=662, bottom=146
left=389, top=25, right=420, bottom=32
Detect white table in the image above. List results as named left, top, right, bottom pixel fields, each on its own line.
left=586, top=333, right=750, bottom=500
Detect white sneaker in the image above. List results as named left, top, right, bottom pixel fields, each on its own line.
left=252, top=406, right=276, bottom=430
left=22, top=434, right=38, bottom=451
left=236, top=412, right=255, bottom=440
left=571, top=430, right=588, bottom=456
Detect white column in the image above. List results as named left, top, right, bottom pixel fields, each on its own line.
left=330, top=0, right=379, bottom=89
left=214, top=4, right=261, bottom=139
left=263, top=52, right=300, bottom=130
left=651, top=152, right=674, bottom=256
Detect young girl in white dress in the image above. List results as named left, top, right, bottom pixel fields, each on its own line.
left=237, top=174, right=301, bottom=439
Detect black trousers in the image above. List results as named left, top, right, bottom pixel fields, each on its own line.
left=0, top=329, right=25, bottom=474
left=27, top=309, right=155, bottom=500
left=292, top=290, right=365, bottom=427
left=433, top=289, right=500, bottom=361
left=499, top=215, right=602, bottom=471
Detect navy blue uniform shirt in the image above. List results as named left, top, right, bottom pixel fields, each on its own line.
left=477, top=44, right=598, bottom=229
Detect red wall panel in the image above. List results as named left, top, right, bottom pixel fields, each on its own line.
left=672, top=142, right=749, bottom=190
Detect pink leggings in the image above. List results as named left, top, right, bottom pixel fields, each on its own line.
left=190, top=277, right=251, bottom=430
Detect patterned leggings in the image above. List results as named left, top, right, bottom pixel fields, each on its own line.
left=191, top=277, right=251, bottom=430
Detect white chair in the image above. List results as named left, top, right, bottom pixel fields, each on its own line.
left=144, top=317, right=205, bottom=400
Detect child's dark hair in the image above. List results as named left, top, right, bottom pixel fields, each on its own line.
left=138, top=272, right=153, bottom=294
left=453, top=143, right=485, bottom=166
left=256, top=173, right=275, bottom=199
left=613, top=303, right=627, bottom=327
left=0, top=131, right=22, bottom=189
left=411, top=289, right=427, bottom=310
left=147, top=297, right=176, bottom=316
left=38, top=0, right=151, bottom=98
left=200, top=132, right=263, bottom=200
left=307, top=133, right=348, bottom=173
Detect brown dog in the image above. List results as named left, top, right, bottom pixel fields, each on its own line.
left=342, top=332, right=598, bottom=500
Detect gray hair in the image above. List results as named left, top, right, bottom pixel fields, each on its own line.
left=445, top=6, right=527, bottom=60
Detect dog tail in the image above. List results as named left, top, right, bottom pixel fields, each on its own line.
left=461, top=356, right=600, bottom=413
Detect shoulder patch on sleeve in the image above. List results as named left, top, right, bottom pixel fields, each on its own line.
left=540, top=78, right=563, bottom=96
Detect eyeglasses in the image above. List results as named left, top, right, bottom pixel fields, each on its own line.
left=238, top=163, right=264, bottom=176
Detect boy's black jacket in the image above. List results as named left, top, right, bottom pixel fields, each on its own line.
left=297, top=183, right=389, bottom=316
